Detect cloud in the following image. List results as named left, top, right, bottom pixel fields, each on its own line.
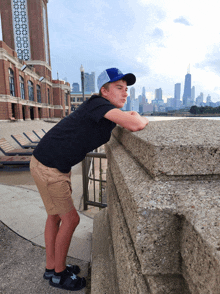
left=174, top=16, right=192, bottom=26
left=152, top=27, right=164, bottom=38
left=195, top=44, right=220, bottom=75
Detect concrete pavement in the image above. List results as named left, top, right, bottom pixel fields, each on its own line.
left=0, top=160, right=95, bottom=293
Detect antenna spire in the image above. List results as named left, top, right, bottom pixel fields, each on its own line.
left=187, top=64, right=190, bottom=74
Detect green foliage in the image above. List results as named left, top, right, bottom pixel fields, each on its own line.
left=189, top=105, right=220, bottom=115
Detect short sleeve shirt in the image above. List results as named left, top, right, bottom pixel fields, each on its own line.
left=33, top=95, right=116, bottom=173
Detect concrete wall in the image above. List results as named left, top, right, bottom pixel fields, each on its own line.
left=92, top=119, right=220, bottom=293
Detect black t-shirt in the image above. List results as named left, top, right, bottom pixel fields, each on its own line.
left=33, top=95, right=116, bottom=173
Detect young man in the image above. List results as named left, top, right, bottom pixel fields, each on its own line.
left=30, top=67, right=149, bottom=291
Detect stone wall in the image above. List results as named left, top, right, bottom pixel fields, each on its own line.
left=102, top=119, right=220, bottom=293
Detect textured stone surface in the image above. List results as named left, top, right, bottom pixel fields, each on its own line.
left=112, top=119, right=220, bottom=177
left=146, top=275, right=190, bottom=294
left=107, top=169, right=189, bottom=293
left=107, top=170, right=150, bottom=294
left=91, top=208, right=119, bottom=294
left=106, top=136, right=181, bottom=275
left=181, top=219, right=220, bottom=293
left=105, top=121, right=220, bottom=292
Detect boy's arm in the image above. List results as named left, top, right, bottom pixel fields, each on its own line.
left=104, top=108, right=149, bottom=132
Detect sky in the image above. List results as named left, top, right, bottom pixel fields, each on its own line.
left=47, top=0, right=220, bottom=102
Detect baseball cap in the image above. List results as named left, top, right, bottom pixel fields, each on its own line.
left=97, top=68, right=136, bottom=91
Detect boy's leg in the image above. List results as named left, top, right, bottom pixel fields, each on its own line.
left=45, top=214, right=61, bottom=270
left=55, top=207, right=80, bottom=273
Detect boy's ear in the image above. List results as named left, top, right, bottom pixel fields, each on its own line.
left=101, top=86, right=108, bottom=97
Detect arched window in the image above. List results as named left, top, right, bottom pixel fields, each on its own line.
left=47, top=88, right=50, bottom=104
left=19, top=76, right=25, bottom=99
left=37, top=85, right=41, bottom=103
left=28, top=80, right=34, bottom=101
left=9, top=68, right=15, bottom=96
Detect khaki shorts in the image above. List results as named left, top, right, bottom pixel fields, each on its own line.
left=30, top=156, right=74, bottom=215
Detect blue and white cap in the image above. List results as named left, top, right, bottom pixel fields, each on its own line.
left=97, top=68, right=136, bottom=91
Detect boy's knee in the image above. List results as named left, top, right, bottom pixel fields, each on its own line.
left=68, top=210, right=80, bottom=227
left=74, top=212, right=80, bottom=227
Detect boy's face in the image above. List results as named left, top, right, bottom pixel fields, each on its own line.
left=101, top=80, right=128, bottom=108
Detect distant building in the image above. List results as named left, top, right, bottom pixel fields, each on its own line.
left=70, top=91, right=92, bottom=110
left=84, top=72, right=95, bottom=93
left=174, top=83, right=181, bottom=109
left=142, top=87, right=146, bottom=102
left=167, top=97, right=175, bottom=108
left=182, top=67, right=191, bottom=106
left=72, top=83, right=80, bottom=92
left=131, top=99, right=139, bottom=112
left=126, top=96, right=131, bottom=111
left=155, top=88, right=162, bottom=100
left=196, top=92, right=204, bottom=106
left=143, top=103, right=153, bottom=113
left=138, top=95, right=143, bottom=103
left=191, top=86, right=195, bottom=104
left=130, top=87, right=135, bottom=100
left=206, top=94, right=212, bottom=105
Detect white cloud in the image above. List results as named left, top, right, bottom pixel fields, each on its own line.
left=47, top=0, right=220, bottom=100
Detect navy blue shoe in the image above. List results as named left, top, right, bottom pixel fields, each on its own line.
left=43, top=264, right=80, bottom=280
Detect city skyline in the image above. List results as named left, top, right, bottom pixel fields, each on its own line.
left=48, top=0, right=220, bottom=102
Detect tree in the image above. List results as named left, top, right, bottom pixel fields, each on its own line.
left=190, top=105, right=198, bottom=114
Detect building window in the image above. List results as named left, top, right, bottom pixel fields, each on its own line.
left=37, top=85, right=41, bottom=103
left=47, top=89, right=50, bottom=104
left=9, top=68, right=15, bottom=96
left=28, top=80, right=34, bottom=101
left=11, top=0, right=31, bottom=60
left=65, top=93, right=68, bottom=106
left=19, top=76, right=25, bottom=99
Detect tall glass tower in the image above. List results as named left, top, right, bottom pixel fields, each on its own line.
left=174, top=83, right=181, bottom=109
left=182, top=66, right=191, bottom=106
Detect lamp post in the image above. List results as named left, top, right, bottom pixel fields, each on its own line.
left=80, top=65, right=85, bottom=102
left=80, top=64, right=87, bottom=210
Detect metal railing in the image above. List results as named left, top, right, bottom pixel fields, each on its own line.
left=82, top=151, right=107, bottom=210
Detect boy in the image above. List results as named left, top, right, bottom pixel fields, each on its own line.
left=30, top=67, right=149, bottom=291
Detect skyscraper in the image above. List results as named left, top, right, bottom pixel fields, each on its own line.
left=72, top=83, right=80, bottom=92
left=130, top=87, right=135, bottom=100
left=191, top=86, right=195, bottom=104
left=182, top=66, right=191, bottom=106
left=196, top=92, right=204, bottom=106
left=174, top=83, right=181, bottom=109
left=206, top=94, right=211, bottom=105
left=84, top=72, right=95, bottom=92
left=155, top=88, right=162, bottom=100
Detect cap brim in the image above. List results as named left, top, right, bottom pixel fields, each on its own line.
left=122, top=73, right=136, bottom=86
left=110, top=73, right=136, bottom=86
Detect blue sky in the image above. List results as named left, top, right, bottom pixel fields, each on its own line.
left=48, top=0, right=220, bottom=101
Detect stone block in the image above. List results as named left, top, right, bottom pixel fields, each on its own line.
left=105, top=136, right=181, bottom=275
left=107, top=169, right=190, bottom=293
left=105, top=121, right=220, bottom=292
left=181, top=219, right=220, bottom=293
left=146, top=274, right=190, bottom=294
left=91, top=208, right=119, bottom=294
left=112, top=119, right=220, bottom=177
left=107, top=170, right=150, bottom=294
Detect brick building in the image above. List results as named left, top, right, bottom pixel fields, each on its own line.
left=0, top=0, right=71, bottom=121
left=70, top=92, right=94, bottom=111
